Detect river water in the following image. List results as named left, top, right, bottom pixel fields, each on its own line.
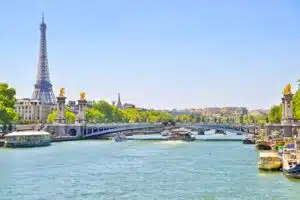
left=1, top=136, right=300, bottom=200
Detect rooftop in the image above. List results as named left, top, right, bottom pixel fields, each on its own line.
left=5, top=131, right=51, bottom=137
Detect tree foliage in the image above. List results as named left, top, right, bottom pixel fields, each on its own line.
left=91, top=101, right=125, bottom=123
left=268, top=105, right=282, bottom=123
left=0, top=83, right=18, bottom=129
left=85, top=101, right=178, bottom=124
left=293, top=90, right=300, bottom=120
left=47, top=106, right=76, bottom=124
left=86, top=108, right=105, bottom=123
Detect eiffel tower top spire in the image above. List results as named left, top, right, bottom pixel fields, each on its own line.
left=31, top=13, right=56, bottom=104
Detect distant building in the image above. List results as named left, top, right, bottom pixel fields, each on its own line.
left=249, top=109, right=268, bottom=116
left=170, top=109, right=193, bottom=116
left=15, top=98, right=54, bottom=122
left=67, top=101, right=79, bottom=114
left=136, top=107, right=147, bottom=111
left=113, top=93, right=136, bottom=109
left=68, top=100, right=94, bottom=114
left=123, top=103, right=135, bottom=109
left=234, top=107, right=248, bottom=116
left=86, top=101, right=95, bottom=108
left=212, top=113, right=222, bottom=118
left=202, top=107, right=221, bottom=116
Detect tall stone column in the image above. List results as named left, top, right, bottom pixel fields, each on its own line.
left=281, top=84, right=294, bottom=137
left=282, top=93, right=294, bottom=124
left=54, top=88, right=66, bottom=124
left=281, top=97, right=285, bottom=120
left=76, top=92, right=87, bottom=125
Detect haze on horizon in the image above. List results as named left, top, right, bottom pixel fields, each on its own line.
left=1, top=0, right=300, bottom=110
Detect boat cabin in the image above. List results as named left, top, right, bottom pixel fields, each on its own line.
left=168, top=130, right=195, bottom=141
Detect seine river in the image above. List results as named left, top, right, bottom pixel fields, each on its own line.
left=1, top=135, right=300, bottom=200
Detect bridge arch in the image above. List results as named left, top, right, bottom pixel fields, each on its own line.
left=67, top=128, right=77, bottom=136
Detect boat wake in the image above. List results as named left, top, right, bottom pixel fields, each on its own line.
left=158, top=141, right=185, bottom=145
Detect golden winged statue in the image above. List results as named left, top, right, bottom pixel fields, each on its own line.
left=80, top=92, right=86, bottom=100
left=59, top=88, right=65, bottom=97
left=283, top=84, right=292, bottom=95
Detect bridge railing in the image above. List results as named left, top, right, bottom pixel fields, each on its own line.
left=85, top=123, right=163, bottom=128
left=82, top=123, right=163, bottom=138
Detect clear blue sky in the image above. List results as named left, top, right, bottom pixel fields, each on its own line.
left=1, top=0, right=300, bottom=110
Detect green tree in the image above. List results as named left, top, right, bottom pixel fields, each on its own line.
left=86, top=108, right=105, bottom=123
left=293, top=90, right=300, bottom=120
left=269, top=105, right=282, bottom=123
left=122, top=108, right=141, bottom=123
left=195, top=115, right=201, bottom=123
left=86, top=100, right=176, bottom=124
left=93, top=101, right=114, bottom=122
left=0, top=83, right=18, bottom=131
left=255, top=114, right=267, bottom=125
left=176, top=114, right=192, bottom=122
left=147, top=115, right=160, bottom=123
left=159, top=112, right=174, bottom=123
left=92, top=100, right=126, bottom=122
left=47, top=106, right=76, bottom=124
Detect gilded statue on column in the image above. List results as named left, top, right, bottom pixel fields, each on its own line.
left=59, top=88, right=65, bottom=97
left=80, top=92, right=86, bottom=100
left=283, top=84, right=292, bottom=95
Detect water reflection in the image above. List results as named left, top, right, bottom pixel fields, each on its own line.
left=258, top=169, right=282, bottom=178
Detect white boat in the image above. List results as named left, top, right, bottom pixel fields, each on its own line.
left=258, top=152, right=281, bottom=171
left=168, top=128, right=196, bottom=141
left=112, top=133, right=127, bottom=142
left=161, top=130, right=170, bottom=136
left=282, top=151, right=300, bottom=178
left=282, top=142, right=300, bottom=178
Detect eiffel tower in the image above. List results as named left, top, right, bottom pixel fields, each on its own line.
left=32, top=13, right=56, bottom=104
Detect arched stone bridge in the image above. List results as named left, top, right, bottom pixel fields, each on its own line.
left=44, top=122, right=258, bottom=141
left=45, top=123, right=164, bottom=139
left=176, top=123, right=259, bottom=134
left=82, top=123, right=164, bottom=138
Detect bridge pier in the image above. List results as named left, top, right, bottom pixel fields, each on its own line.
left=54, top=95, right=66, bottom=124
left=76, top=98, right=87, bottom=125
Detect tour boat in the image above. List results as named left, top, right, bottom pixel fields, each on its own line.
left=168, top=129, right=196, bottom=141
left=4, top=131, right=51, bottom=148
left=258, top=152, right=282, bottom=171
left=112, top=133, right=127, bottom=142
left=243, top=138, right=255, bottom=144
left=161, top=130, right=170, bottom=136
left=282, top=152, right=300, bottom=178
left=197, top=129, right=205, bottom=135
left=215, top=129, right=226, bottom=135
left=255, top=141, right=272, bottom=151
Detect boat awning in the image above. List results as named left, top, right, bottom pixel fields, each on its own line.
left=285, top=144, right=295, bottom=149
left=259, top=152, right=278, bottom=157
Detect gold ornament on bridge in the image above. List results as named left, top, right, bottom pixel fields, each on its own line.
left=283, top=84, right=292, bottom=95
left=59, top=88, right=65, bottom=97
left=80, top=92, right=86, bottom=100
